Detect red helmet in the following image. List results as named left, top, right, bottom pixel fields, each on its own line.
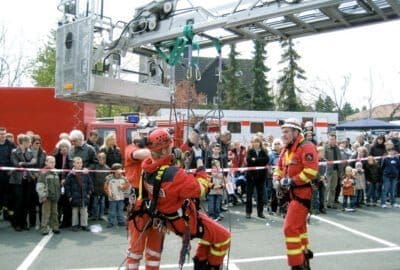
left=146, top=128, right=172, bottom=151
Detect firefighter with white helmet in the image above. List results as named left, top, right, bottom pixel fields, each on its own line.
left=273, top=118, right=319, bottom=270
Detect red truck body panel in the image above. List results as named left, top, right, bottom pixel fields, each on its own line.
left=0, top=87, right=96, bottom=153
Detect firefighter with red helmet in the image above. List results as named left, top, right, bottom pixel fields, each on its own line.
left=142, top=128, right=231, bottom=270
left=125, top=136, right=165, bottom=270
left=273, top=118, right=319, bottom=270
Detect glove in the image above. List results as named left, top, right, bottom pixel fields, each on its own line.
left=280, top=178, right=293, bottom=188
left=172, top=147, right=182, bottom=160
left=194, top=120, right=208, bottom=134
left=192, top=146, right=202, bottom=159
left=188, top=130, right=200, bottom=146
left=272, top=179, right=280, bottom=190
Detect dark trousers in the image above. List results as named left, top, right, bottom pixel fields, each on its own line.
left=12, top=180, right=37, bottom=228
left=0, top=172, right=11, bottom=211
left=334, top=177, right=341, bottom=203
left=246, top=176, right=266, bottom=215
left=270, top=189, right=278, bottom=213
left=58, top=194, right=72, bottom=227
left=318, top=183, right=326, bottom=211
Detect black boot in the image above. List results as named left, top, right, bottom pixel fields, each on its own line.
left=303, top=249, right=313, bottom=270
left=291, top=266, right=306, bottom=270
left=208, top=265, right=222, bottom=270
left=193, top=257, right=207, bottom=270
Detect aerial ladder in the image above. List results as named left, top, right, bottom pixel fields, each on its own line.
left=55, top=0, right=400, bottom=106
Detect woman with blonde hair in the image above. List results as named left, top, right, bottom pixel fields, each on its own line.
left=100, top=133, right=122, bottom=168
left=245, top=136, right=269, bottom=219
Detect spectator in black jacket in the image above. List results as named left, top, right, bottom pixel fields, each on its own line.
left=86, top=130, right=100, bottom=153
left=370, top=135, right=386, bottom=158
left=9, top=134, right=36, bottom=231
left=89, top=152, right=109, bottom=220
left=99, top=133, right=122, bottom=168
left=245, top=136, right=269, bottom=219
left=65, top=156, right=93, bottom=231
left=0, top=127, right=16, bottom=220
left=364, top=156, right=380, bottom=206
left=53, top=139, right=72, bottom=228
left=69, top=129, right=98, bottom=169
left=380, top=142, right=400, bottom=208
left=29, top=134, right=47, bottom=229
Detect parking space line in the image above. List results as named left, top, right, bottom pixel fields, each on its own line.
left=311, top=215, right=398, bottom=247
left=17, top=232, right=53, bottom=270
left=68, top=261, right=241, bottom=270
left=227, top=246, right=400, bottom=264
left=68, top=247, right=400, bottom=269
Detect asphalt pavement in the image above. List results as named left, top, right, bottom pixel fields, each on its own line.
left=1, top=204, right=399, bottom=270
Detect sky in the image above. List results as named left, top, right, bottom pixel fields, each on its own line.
left=0, top=0, right=399, bottom=110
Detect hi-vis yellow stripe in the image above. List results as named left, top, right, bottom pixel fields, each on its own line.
left=198, top=178, right=209, bottom=196
left=199, top=239, right=211, bottom=246
left=304, top=168, right=318, bottom=176
left=274, top=168, right=283, bottom=177
left=300, top=233, right=308, bottom=239
left=214, top=237, right=231, bottom=248
left=299, top=172, right=311, bottom=183
left=299, top=167, right=318, bottom=183
left=210, top=248, right=228, bottom=257
left=285, top=237, right=301, bottom=243
left=286, top=248, right=303, bottom=255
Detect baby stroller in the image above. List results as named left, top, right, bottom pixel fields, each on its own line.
left=226, top=172, right=247, bottom=205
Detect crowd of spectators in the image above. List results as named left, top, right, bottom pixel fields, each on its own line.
left=0, top=124, right=399, bottom=235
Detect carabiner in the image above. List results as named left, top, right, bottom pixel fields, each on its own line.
left=186, top=66, right=193, bottom=80
left=194, top=64, right=201, bottom=81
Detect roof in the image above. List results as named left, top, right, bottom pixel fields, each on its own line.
left=346, top=103, right=400, bottom=121
left=336, top=118, right=400, bottom=130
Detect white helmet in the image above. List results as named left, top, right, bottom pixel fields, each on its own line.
left=281, top=118, right=302, bottom=132
left=304, top=121, right=313, bottom=128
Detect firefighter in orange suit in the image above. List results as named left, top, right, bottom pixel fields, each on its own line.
left=142, top=128, right=231, bottom=270
left=273, top=118, right=319, bottom=270
left=125, top=136, right=165, bottom=270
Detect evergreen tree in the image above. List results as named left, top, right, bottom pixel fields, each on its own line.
left=252, top=39, right=274, bottom=110
left=314, top=95, right=325, bottom=111
left=325, top=95, right=336, bottom=112
left=341, top=102, right=357, bottom=121
left=221, top=44, right=242, bottom=109
left=315, top=94, right=336, bottom=112
left=30, top=31, right=56, bottom=87
left=276, top=39, right=306, bottom=111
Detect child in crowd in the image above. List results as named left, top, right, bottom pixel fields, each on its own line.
left=65, top=156, right=93, bottom=231
left=311, top=146, right=327, bottom=214
left=89, top=152, right=109, bottom=221
left=380, top=143, right=400, bottom=208
left=342, top=166, right=356, bottom=212
left=36, top=156, right=61, bottom=235
left=104, top=163, right=129, bottom=228
left=208, top=160, right=225, bottom=221
left=364, top=156, right=380, bottom=206
left=353, top=162, right=366, bottom=207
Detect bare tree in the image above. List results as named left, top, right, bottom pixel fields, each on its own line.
left=329, top=74, right=351, bottom=117
left=367, top=69, right=374, bottom=118
left=0, top=24, right=31, bottom=86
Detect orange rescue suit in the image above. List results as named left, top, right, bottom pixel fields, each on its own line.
left=125, top=144, right=164, bottom=270
left=273, top=135, right=318, bottom=267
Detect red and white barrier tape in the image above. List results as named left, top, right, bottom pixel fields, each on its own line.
left=0, top=154, right=397, bottom=174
